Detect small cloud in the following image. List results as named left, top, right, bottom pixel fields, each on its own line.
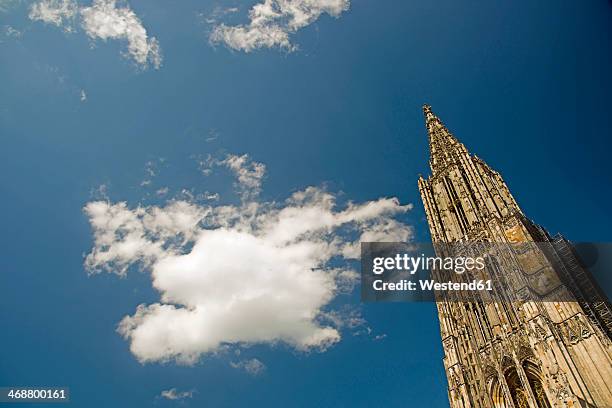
left=89, top=183, right=109, bottom=200
left=28, top=0, right=77, bottom=30
left=156, top=187, right=169, bottom=197
left=209, top=0, right=349, bottom=52
left=320, top=307, right=366, bottom=332
left=195, top=154, right=215, bottom=176
left=176, top=188, right=220, bottom=202
left=373, top=334, right=387, bottom=341
left=140, top=159, right=165, bottom=188
left=160, top=388, right=194, bottom=401
left=80, top=89, right=87, bottom=102
left=29, top=0, right=161, bottom=69
left=202, top=192, right=219, bottom=201
left=219, top=154, right=265, bottom=200
left=200, top=5, right=240, bottom=25
left=81, top=0, right=162, bottom=69
left=230, top=358, right=266, bottom=376
left=3, top=25, right=22, bottom=39
left=205, top=129, right=219, bottom=143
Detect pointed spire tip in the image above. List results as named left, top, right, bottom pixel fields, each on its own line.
left=423, top=104, right=435, bottom=123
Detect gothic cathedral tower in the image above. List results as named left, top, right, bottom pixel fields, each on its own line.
left=417, top=105, right=612, bottom=408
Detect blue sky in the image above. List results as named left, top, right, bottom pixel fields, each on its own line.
left=1, top=1, right=611, bottom=407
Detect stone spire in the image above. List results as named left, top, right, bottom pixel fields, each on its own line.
left=419, top=105, right=523, bottom=242
left=417, top=105, right=612, bottom=408
left=423, top=104, right=463, bottom=174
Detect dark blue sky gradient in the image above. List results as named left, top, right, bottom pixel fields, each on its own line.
left=1, top=1, right=611, bottom=407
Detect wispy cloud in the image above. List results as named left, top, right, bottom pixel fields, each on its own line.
left=196, top=153, right=265, bottom=199
left=160, top=388, right=194, bottom=401
left=156, top=187, right=169, bottom=197
left=81, top=0, right=161, bottom=69
left=1, top=24, right=23, bottom=40
left=84, top=153, right=413, bottom=365
left=139, top=158, right=166, bottom=188
left=29, top=0, right=161, bottom=69
left=201, top=5, right=240, bottom=25
left=28, top=0, right=77, bottom=30
left=209, top=0, right=350, bottom=52
left=230, top=358, right=266, bottom=376
left=220, top=154, right=265, bottom=200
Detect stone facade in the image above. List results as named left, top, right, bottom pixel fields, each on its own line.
left=418, top=105, right=612, bottom=408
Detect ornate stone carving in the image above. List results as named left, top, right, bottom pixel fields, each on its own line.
left=483, top=365, right=497, bottom=380
left=547, top=371, right=572, bottom=404
left=557, top=315, right=593, bottom=346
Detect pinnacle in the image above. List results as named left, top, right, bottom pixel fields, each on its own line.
left=423, top=105, right=463, bottom=173
left=422, top=104, right=436, bottom=124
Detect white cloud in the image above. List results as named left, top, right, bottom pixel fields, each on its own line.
left=220, top=154, right=265, bottom=199
left=202, top=192, right=220, bottom=201
left=373, top=333, right=387, bottom=341
left=84, top=200, right=209, bottom=276
left=81, top=0, right=161, bottom=69
left=140, top=160, right=157, bottom=187
left=320, top=307, right=366, bottom=330
left=90, top=183, right=110, bottom=200
left=80, top=89, right=87, bottom=102
left=202, top=5, right=240, bottom=25
left=84, top=154, right=412, bottom=364
left=196, top=153, right=265, bottom=199
left=196, top=153, right=215, bottom=176
left=230, top=358, right=266, bottom=375
left=160, top=388, right=194, bottom=400
left=28, top=0, right=77, bottom=29
left=210, top=0, right=350, bottom=52
left=205, top=129, right=219, bottom=143
left=28, top=0, right=161, bottom=69
left=1, top=25, right=22, bottom=40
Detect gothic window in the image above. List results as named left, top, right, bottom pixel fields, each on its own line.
left=488, top=255, right=518, bottom=327
left=489, top=377, right=511, bottom=408
left=490, top=362, right=552, bottom=408
left=443, top=175, right=469, bottom=234
left=504, top=367, right=529, bottom=408
left=523, top=361, right=552, bottom=408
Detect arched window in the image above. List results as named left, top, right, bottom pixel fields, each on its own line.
left=490, top=361, right=552, bottom=408
left=522, top=361, right=552, bottom=408
left=489, top=376, right=510, bottom=408
left=504, top=366, right=530, bottom=408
